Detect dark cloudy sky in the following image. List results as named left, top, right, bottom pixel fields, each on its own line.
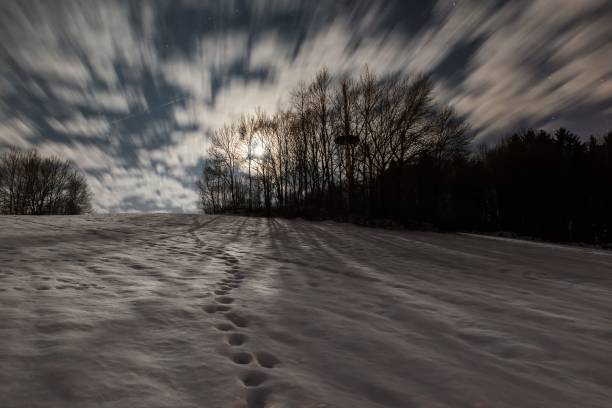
left=1, top=0, right=611, bottom=213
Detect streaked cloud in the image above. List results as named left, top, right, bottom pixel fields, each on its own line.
left=1, top=0, right=610, bottom=212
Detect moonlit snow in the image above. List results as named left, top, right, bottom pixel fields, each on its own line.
left=1, top=215, right=611, bottom=407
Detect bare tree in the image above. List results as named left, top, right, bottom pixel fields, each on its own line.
left=0, top=148, right=92, bottom=215
left=196, top=66, right=471, bottom=223
left=428, top=107, right=471, bottom=163
left=208, top=124, right=243, bottom=211
left=239, top=113, right=260, bottom=213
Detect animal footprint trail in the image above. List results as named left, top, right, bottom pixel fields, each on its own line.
left=196, top=240, right=283, bottom=408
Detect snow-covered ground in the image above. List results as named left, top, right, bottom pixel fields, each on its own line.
left=1, top=215, right=611, bottom=408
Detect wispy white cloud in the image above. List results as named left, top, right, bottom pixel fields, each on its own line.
left=0, top=118, right=35, bottom=148
left=47, top=114, right=110, bottom=137
left=1, top=0, right=611, bottom=212
left=433, top=0, right=612, bottom=140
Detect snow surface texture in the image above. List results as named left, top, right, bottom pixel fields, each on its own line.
left=1, top=214, right=611, bottom=408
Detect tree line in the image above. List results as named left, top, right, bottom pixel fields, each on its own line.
left=473, top=129, right=612, bottom=245
left=198, top=67, right=470, bottom=217
left=0, top=149, right=92, bottom=215
left=198, top=67, right=612, bottom=246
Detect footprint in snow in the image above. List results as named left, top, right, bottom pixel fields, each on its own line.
left=204, top=304, right=232, bottom=313
left=225, top=312, right=248, bottom=328
left=230, top=351, right=253, bottom=365
left=239, top=370, right=268, bottom=387
left=215, top=322, right=234, bottom=332
left=215, top=296, right=234, bottom=304
left=227, top=332, right=248, bottom=346
left=254, top=352, right=279, bottom=369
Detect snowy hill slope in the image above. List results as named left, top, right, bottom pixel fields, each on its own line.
left=1, top=215, right=611, bottom=407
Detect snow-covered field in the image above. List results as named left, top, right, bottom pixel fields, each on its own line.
left=1, top=214, right=611, bottom=408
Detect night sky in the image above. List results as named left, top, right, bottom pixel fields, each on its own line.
left=1, top=0, right=611, bottom=213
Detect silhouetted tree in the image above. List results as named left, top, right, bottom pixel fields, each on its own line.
left=0, top=148, right=92, bottom=215
left=196, top=67, right=612, bottom=246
